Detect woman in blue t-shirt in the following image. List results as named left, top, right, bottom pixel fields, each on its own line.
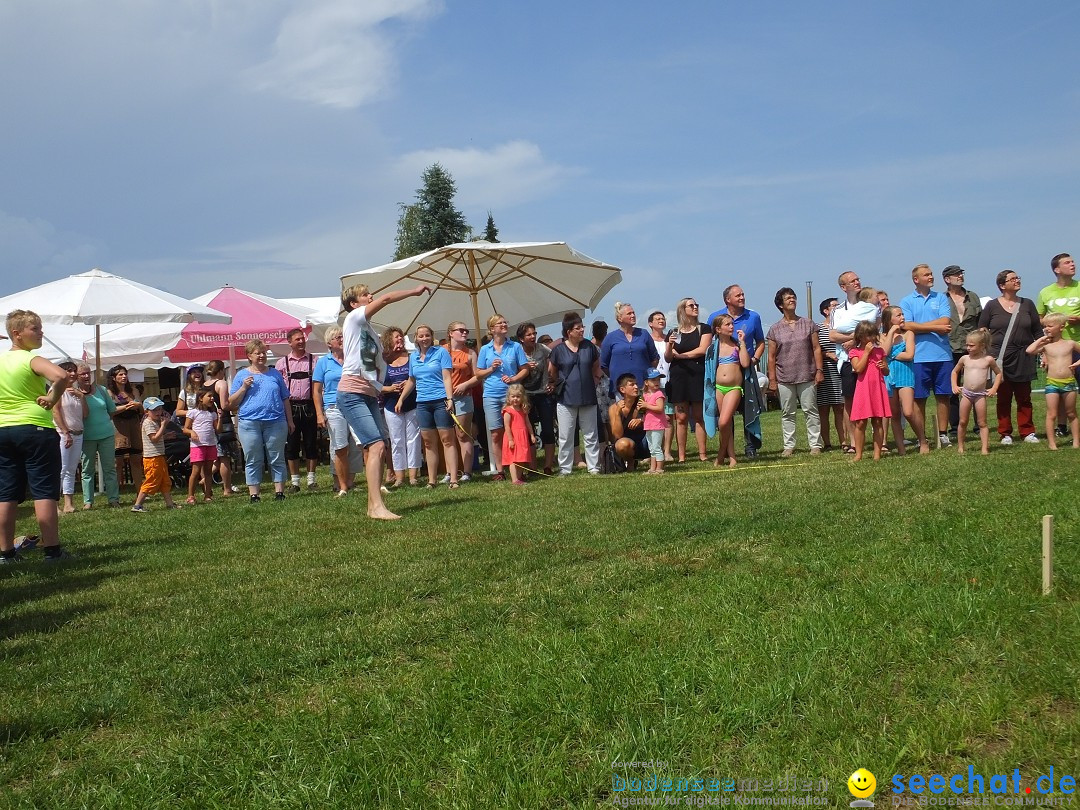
left=475, top=314, right=529, bottom=481
left=399, top=324, right=459, bottom=489
left=228, top=339, right=294, bottom=502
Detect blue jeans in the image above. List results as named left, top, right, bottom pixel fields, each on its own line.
left=337, top=392, right=389, bottom=448
left=238, top=418, right=288, bottom=485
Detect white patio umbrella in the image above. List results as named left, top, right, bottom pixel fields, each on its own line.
left=339, top=241, right=622, bottom=338
left=0, top=268, right=231, bottom=380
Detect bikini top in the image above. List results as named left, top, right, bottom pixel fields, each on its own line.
left=716, top=347, right=740, bottom=365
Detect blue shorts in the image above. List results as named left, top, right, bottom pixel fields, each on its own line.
left=0, top=424, right=62, bottom=502
left=483, top=396, right=507, bottom=430
left=416, top=399, right=453, bottom=430
left=453, top=396, right=474, bottom=416
left=913, top=361, right=953, bottom=399
left=337, top=392, right=389, bottom=448
left=1045, top=378, right=1078, bottom=395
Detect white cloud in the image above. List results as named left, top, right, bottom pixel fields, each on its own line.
left=395, top=141, right=580, bottom=207
left=244, top=0, right=442, bottom=109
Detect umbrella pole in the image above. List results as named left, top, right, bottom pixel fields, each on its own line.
left=471, top=291, right=496, bottom=475
left=95, top=324, right=103, bottom=385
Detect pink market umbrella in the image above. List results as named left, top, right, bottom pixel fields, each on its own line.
left=88, top=286, right=329, bottom=367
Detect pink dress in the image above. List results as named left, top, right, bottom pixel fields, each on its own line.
left=850, top=346, right=892, bottom=420
left=501, top=406, right=534, bottom=464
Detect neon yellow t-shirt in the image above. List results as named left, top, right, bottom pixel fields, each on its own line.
left=0, top=350, right=55, bottom=429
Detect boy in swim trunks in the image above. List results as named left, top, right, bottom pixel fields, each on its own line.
left=1026, top=312, right=1080, bottom=449
left=950, top=328, right=1000, bottom=455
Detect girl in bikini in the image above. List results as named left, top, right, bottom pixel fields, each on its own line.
left=711, top=314, right=750, bottom=468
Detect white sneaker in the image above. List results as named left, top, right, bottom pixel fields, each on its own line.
left=938, top=433, right=951, bottom=447
left=440, top=474, right=451, bottom=484
left=1023, top=434, right=1040, bottom=444
left=1000, top=435, right=1013, bottom=445
left=459, top=474, right=470, bottom=482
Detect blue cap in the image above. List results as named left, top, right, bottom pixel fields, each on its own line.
left=645, top=368, right=666, bottom=380
left=142, top=396, right=165, bottom=411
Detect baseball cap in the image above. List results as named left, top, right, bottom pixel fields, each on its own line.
left=645, top=369, right=666, bottom=380
left=142, top=396, right=165, bottom=411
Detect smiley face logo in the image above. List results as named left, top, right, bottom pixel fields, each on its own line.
left=848, top=768, right=876, bottom=799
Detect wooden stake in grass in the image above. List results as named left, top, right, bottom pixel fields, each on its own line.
left=1043, top=514, right=1054, bottom=596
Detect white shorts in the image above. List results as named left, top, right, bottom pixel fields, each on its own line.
left=325, top=405, right=359, bottom=452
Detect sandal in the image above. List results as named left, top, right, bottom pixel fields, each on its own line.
left=448, top=481, right=460, bottom=490
left=425, top=483, right=436, bottom=490
left=843, top=445, right=856, bottom=454
left=492, top=473, right=506, bottom=482
left=185, top=497, right=197, bottom=505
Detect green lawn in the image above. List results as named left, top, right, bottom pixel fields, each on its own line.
left=2, top=407, right=1078, bottom=809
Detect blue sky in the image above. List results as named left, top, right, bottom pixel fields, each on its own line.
left=3, top=0, right=1079, bottom=331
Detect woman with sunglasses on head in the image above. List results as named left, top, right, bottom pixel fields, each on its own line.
left=475, top=313, right=529, bottom=481
left=447, top=321, right=479, bottom=480
left=381, top=327, right=421, bottom=488
left=665, top=297, right=713, bottom=462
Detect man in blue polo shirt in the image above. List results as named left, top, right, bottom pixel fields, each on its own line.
left=899, top=264, right=952, bottom=453
left=711, top=284, right=766, bottom=457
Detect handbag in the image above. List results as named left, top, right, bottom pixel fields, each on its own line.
left=600, top=443, right=626, bottom=474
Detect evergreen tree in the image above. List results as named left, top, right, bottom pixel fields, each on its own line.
left=482, top=211, right=499, bottom=243
left=393, top=163, right=471, bottom=260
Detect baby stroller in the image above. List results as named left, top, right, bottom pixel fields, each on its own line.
left=163, top=419, right=192, bottom=489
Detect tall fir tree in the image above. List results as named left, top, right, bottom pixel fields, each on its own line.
left=482, top=211, right=499, bottom=243
left=393, top=163, right=471, bottom=260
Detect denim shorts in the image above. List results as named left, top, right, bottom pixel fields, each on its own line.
left=0, top=424, right=61, bottom=502
left=337, top=392, right=389, bottom=448
left=416, top=399, right=453, bottom=430
left=453, top=396, right=474, bottom=416
left=483, top=396, right=507, bottom=429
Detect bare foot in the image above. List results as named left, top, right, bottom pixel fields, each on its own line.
left=368, top=507, right=402, bottom=520
left=1049, top=443, right=1058, bottom=451
left=82, top=503, right=93, bottom=510
left=981, top=448, right=990, bottom=455
left=957, top=446, right=965, bottom=454
left=727, top=457, right=736, bottom=468
left=919, top=443, right=930, bottom=455
left=62, top=506, right=76, bottom=514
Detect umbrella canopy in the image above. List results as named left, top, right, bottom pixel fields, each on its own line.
left=339, top=241, right=622, bottom=338
left=88, top=286, right=331, bottom=366
left=0, top=268, right=231, bottom=380
left=0, top=268, right=231, bottom=325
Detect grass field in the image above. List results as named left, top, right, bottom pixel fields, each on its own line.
left=2, top=406, right=1079, bottom=809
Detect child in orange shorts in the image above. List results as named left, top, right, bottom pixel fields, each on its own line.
left=131, top=397, right=179, bottom=512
